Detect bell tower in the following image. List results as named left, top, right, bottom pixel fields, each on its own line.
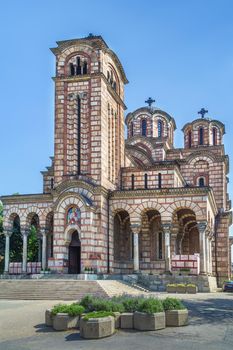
left=50, top=35, right=128, bottom=189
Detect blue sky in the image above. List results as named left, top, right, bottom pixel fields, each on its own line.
left=0, top=0, right=233, bottom=224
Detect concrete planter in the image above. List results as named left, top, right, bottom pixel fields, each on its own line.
left=165, top=309, right=188, bottom=327
left=53, top=313, right=79, bottom=331
left=80, top=316, right=115, bottom=339
left=120, top=313, right=134, bottom=329
left=166, top=285, right=177, bottom=293
left=176, top=285, right=187, bottom=293
left=45, top=309, right=53, bottom=326
left=187, top=286, right=197, bottom=294
left=113, top=312, right=121, bottom=329
left=134, top=311, right=166, bottom=331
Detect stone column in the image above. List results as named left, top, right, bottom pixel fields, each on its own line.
left=22, top=230, right=29, bottom=274
left=131, top=224, right=141, bottom=272
left=163, top=223, right=171, bottom=272
left=205, top=233, right=210, bottom=274
left=41, top=229, right=47, bottom=271
left=4, top=231, right=11, bottom=274
left=198, top=222, right=207, bottom=274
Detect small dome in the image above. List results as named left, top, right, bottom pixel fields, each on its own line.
left=182, top=117, right=225, bottom=149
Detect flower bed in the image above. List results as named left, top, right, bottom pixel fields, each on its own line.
left=45, top=295, right=189, bottom=337
left=166, top=283, right=197, bottom=294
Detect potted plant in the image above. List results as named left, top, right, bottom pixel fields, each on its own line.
left=166, top=284, right=177, bottom=293
left=186, top=284, right=197, bottom=294
left=80, top=311, right=115, bottom=339
left=44, top=268, right=51, bottom=274
left=51, top=303, right=85, bottom=331
left=133, top=298, right=165, bottom=331
left=163, top=297, right=188, bottom=327
left=176, top=284, right=186, bottom=293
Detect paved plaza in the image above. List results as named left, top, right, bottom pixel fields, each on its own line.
left=0, top=293, right=233, bottom=350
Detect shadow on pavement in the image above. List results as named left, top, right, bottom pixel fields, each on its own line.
left=183, top=297, right=233, bottom=325
left=34, top=323, right=55, bottom=333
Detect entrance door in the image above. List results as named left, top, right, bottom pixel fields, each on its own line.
left=68, top=231, right=81, bottom=274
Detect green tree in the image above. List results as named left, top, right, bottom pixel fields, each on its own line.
left=27, top=225, right=39, bottom=262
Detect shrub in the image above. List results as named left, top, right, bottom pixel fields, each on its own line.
left=166, top=284, right=176, bottom=287
left=112, top=295, right=144, bottom=312
left=186, top=284, right=196, bottom=288
left=92, top=299, right=125, bottom=313
left=79, top=295, right=95, bottom=311
left=162, top=297, right=186, bottom=311
left=82, top=311, right=115, bottom=321
left=177, top=284, right=186, bottom=287
left=138, top=298, right=164, bottom=314
left=51, top=303, right=85, bottom=316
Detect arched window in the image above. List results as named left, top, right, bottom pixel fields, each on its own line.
left=158, top=173, right=162, bottom=189
left=144, top=173, right=148, bottom=189
left=198, top=177, right=205, bottom=187
left=141, top=119, right=147, bottom=136
left=212, top=127, right=217, bottom=146
left=130, top=122, right=134, bottom=137
left=131, top=174, right=135, bottom=190
left=67, top=207, right=81, bottom=225
left=188, top=130, right=192, bottom=148
left=158, top=120, right=163, bottom=138
left=199, top=127, right=204, bottom=145
left=50, top=178, right=54, bottom=190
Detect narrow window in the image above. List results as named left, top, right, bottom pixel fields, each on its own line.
left=69, top=63, right=75, bottom=76
left=50, top=234, right=53, bottom=258
left=51, top=178, right=54, bottom=189
left=107, top=71, right=110, bottom=81
left=188, top=130, right=192, bottom=148
left=158, top=232, right=163, bottom=259
left=199, top=127, right=204, bottom=145
left=141, top=119, right=147, bottom=136
left=213, top=127, right=217, bottom=146
left=144, top=173, right=148, bottom=189
left=198, top=177, right=205, bottom=187
left=83, top=61, right=88, bottom=74
left=158, top=120, right=163, bottom=138
left=131, top=174, right=135, bottom=190
left=110, top=71, right=113, bottom=85
left=130, top=122, right=134, bottom=137
left=158, top=173, right=162, bottom=188
left=76, top=57, right=81, bottom=75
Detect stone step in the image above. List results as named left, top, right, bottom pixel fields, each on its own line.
left=97, top=280, right=147, bottom=297
left=0, top=280, right=108, bottom=300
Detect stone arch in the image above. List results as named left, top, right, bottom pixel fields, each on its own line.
left=113, top=210, right=132, bottom=264
left=187, top=153, right=215, bottom=166
left=64, top=224, right=81, bottom=246
left=4, top=207, right=23, bottom=230
left=111, top=202, right=134, bottom=216
left=167, top=200, right=204, bottom=221
left=25, top=207, right=42, bottom=229
left=55, top=193, right=87, bottom=213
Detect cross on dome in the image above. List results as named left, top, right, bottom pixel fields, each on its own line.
left=145, top=97, right=155, bottom=108
left=198, top=108, right=208, bottom=118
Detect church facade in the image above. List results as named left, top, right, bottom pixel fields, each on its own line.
left=1, top=35, right=232, bottom=284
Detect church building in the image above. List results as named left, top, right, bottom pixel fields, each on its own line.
left=1, top=35, right=232, bottom=285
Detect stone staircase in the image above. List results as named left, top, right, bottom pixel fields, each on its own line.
left=97, top=280, right=147, bottom=297
left=0, top=280, right=108, bottom=300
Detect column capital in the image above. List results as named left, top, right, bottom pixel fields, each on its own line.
left=197, top=221, right=208, bottom=233
left=40, top=227, right=48, bottom=236
left=130, top=223, right=141, bottom=235
left=162, top=223, right=171, bottom=233
left=3, top=230, right=12, bottom=238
